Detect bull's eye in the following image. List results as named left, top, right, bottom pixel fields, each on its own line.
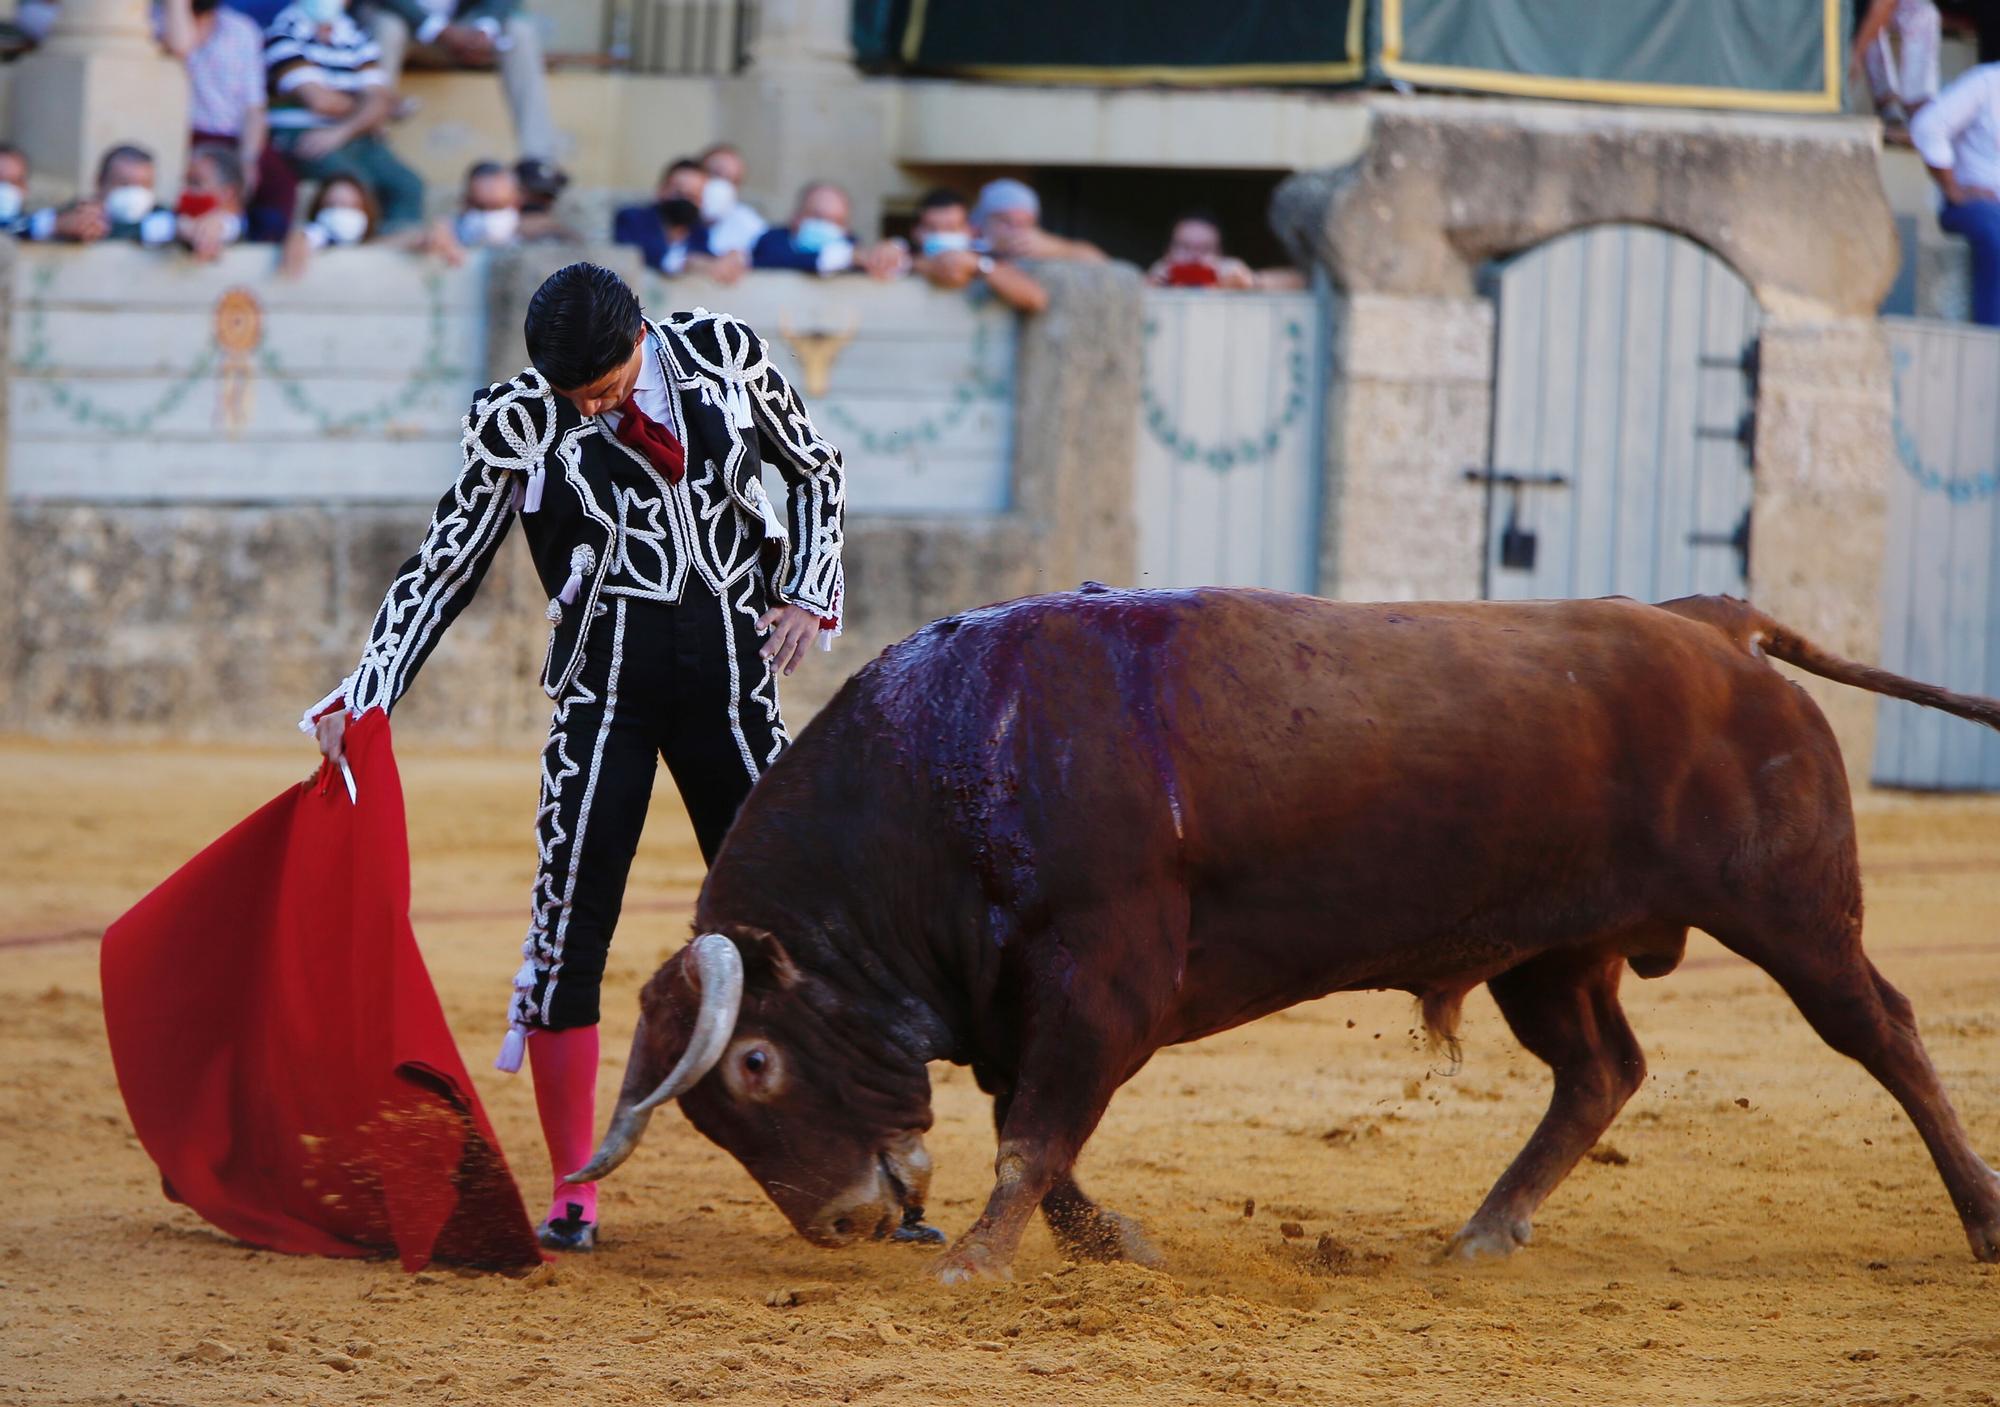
left=722, top=1038, right=784, bottom=1101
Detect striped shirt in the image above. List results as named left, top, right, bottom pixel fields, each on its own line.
left=264, top=5, right=386, bottom=132
left=156, top=5, right=267, bottom=138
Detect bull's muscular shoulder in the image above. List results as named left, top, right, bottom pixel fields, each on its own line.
left=464, top=369, right=561, bottom=465
left=660, top=308, right=772, bottom=383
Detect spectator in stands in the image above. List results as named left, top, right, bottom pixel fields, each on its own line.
left=970, top=178, right=1105, bottom=263
left=613, top=158, right=743, bottom=279
left=1854, top=0, right=1942, bottom=136
left=282, top=169, right=463, bottom=272
left=158, top=0, right=288, bottom=237
left=1147, top=212, right=1257, bottom=289
left=264, top=0, right=426, bottom=233
left=752, top=181, right=907, bottom=278
left=454, top=159, right=521, bottom=247
left=1911, top=62, right=2000, bottom=326
left=11, top=1, right=56, bottom=46
left=22, top=143, right=177, bottom=247
left=697, top=142, right=768, bottom=258
left=354, top=1, right=559, bottom=165
left=177, top=144, right=251, bottom=261
left=514, top=155, right=577, bottom=241
left=910, top=187, right=1047, bottom=313
left=0, top=144, right=28, bottom=235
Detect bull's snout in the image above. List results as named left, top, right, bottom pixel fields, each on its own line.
left=799, top=1133, right=934, bottom=1249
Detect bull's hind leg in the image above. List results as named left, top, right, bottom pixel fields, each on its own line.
left=1041, top=1172, right=1163, bottom=1265
left=1450, top=950, right=1645, bottom=1260
left=1721, top=928, right=2000, bottom=1262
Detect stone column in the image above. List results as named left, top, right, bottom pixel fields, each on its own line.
left=8, top=0, right=189, bottom=200
left=1320, top=293, right=1492, bottom=601
left=0, top=240, right=14, bottom=725
left=714, top=0, right=902, bottom=238
left=1749, top=317, right=1894, bottom=788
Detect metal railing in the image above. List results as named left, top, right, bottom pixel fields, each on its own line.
left=602, top=0, right=759, bottom=76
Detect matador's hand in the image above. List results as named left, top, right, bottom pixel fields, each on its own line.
left=756, top=604, right=823, bottom=677
left=315, top=710, right=348, bottom=768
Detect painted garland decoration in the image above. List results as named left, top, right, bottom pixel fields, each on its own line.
left=1889, top=345, right=2000, bottom=503
left=1139, top=316, right=1309, bottom=472
left=18, top=262, right=467, bottom=438
left=809, top=319, right=1012, bottom=456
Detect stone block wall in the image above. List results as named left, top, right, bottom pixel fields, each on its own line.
left=1319, top=293, right=1492, bottom=602
left=1749, top=317, right=1895, bottom=784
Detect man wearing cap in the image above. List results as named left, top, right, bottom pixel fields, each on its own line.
left=305, top=262, right=845, bottom=1251
left=970, top=177, right=1107, bottom=264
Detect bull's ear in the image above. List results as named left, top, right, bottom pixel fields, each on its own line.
left=726, top=927, right=802, bottom=991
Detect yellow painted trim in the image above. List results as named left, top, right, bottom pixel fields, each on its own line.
left=898, top=1, right=1365, bottom=85
left=900, top=0, right=931, bottom=66
left=1379, top=0, right=1842, bottom=113
left=921, top=60, right=1365, bottom=86
left=1381, top=0, right=1404, bottom=64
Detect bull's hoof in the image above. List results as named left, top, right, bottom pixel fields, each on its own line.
left=1971, top=1224, right=2000, bottom=1265
left=1053, top=1209, right=1163, bottom=1268
left=1445, top=1215, right=1532, bottom=1262
left=935, top=1239, right=1014, bottom=1286
left=1967, top=1171, right=2000, bottom=1263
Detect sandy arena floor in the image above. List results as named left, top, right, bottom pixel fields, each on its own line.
left=1, top=736, right=1997, bottom=1406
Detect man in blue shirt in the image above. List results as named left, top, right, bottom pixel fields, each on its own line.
left=612, top=158, right=739, bottom=279
left=751, top=181, right=907, bottom=278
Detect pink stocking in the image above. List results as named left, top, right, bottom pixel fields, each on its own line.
left=528, top=1025, right=600, bottom=1226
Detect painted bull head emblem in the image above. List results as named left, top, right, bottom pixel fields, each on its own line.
left=778, top=313, right=858, bottom=399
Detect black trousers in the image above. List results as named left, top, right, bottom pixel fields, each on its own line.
left=506, top=574, right=788, bottom=1032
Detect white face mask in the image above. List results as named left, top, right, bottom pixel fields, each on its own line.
left=317, top=205, right=369, bottom=244
left=457, top=206, right=519, bottom=247
left=103, top=184, right=155, bottom=225
left=300, top=0, right=344, bottom=23
left=699, top=175, right=737, bottom=223
left=0, top=183, right=22, bottom=222
left=921, top=230, right=973, bottom=257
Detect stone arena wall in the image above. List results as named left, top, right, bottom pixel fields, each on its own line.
left=0, top=242, right=1140, bottom=747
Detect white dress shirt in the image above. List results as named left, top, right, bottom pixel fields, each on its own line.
left=1912, top=62, right=2000, bottom=198
left=604, top=327, right=675, bottom=438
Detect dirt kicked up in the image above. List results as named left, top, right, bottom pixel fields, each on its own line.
left=1, top=738, right=1997, bottom=1407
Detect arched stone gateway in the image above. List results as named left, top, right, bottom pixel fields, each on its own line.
left=1481, top=225, right=1758, bottom=606
left=1271, top=96, right=1897, bottom=319
left=1271, top=96, right=1903, bottom=782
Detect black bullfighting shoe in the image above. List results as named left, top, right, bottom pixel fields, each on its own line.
left=537, top=1202, right=597, bottom=1252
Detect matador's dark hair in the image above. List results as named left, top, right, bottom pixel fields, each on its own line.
left=524, top=262, right=644, bottom=392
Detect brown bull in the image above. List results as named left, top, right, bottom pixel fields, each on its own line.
left=572, top=587, right=2000, bottom=1283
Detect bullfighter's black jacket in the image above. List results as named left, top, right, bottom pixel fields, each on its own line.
left=300, top=308, right=846, bottom=727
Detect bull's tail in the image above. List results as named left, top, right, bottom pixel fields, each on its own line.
left=1659, top=595, right=2000, bottom=731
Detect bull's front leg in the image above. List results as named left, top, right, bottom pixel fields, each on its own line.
left=940, top=1016, right=1143, bottom=1284
left=936, top=1125, right=1079, bottom=1285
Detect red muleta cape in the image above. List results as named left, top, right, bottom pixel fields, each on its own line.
left=101, top=709, right=543, bottom=1272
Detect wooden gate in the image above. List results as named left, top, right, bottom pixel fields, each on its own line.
left=1481, top=225, right=1760, bottom=602
left=1134, top=287, right=1326, bottom=593
left=1874, top=318, right=2000, bottom=791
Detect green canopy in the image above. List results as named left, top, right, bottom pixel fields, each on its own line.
left=867, top=0, right=1846, bottom=113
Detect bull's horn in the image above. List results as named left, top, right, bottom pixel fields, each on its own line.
left=566, top=932, right=744, bottom=1183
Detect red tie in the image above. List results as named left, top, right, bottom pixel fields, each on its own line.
left=613, top=395, right=687, bottom=484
